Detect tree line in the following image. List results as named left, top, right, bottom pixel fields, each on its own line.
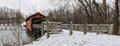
left=47, top=0, right=115, bottom=24
left=47, top=0, right=120, bottom=35
left=0, top=7, right=24, bottom=24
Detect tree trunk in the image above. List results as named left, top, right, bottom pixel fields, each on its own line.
left=103, top=0, right=106, bottom=13
left=113, top=0, right=119, bottom=35
left=92, top=0, right=95, bottom=4
left=103, top=0, right=107, bottom=23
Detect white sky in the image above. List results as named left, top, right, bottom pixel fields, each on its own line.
left=0, top=0, right=115, bottom=15
left=0, top=0, right=54, bottom=15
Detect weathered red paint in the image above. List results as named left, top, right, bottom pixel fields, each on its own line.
left=26, top=19, right=32, bottom=31
left=25, top=12, right=46, bottom=31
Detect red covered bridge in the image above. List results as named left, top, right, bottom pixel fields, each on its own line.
left=25, top=12, right=46, bottom=31
left=25, top=12, right=46, bottom=39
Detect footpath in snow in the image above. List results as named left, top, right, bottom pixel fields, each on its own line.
left=25, top=29, right=120, bottom=46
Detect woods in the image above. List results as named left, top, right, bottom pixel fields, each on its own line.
left=0, top=7, right=24, bottom=24
left=48, top=0, right=112, bottom=24
left=47, top=0, right=120, bottom=35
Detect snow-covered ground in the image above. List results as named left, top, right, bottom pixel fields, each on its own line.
left=25, top=29, right=120, bottom=46
left=0, top=25, right=31, bottom=46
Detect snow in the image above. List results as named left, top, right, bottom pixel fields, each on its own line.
left=0, top=25, right=31, bottom=46
left=25, top=29, right=120, bottom=46
left=21, top=21, right=26, bottom=26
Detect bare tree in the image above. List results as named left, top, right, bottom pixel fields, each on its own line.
left=113, top=0, right=119, bottom=35
left=0, top=7, right=24, bottom=24
left=48, top=0, right=117, bottom=35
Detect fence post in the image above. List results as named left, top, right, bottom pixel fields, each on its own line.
left=46, top=21, right=50, bottom=38
left=92, top=24, right=95, bottom=32
left=103, top=24, right=106, bottom=33
left=84, top=24, right=87, bottom=35
left=41, top=23, right=44, bottom=36
left=96, top=24, right=100, bottom=35
left=60, top=23, right=62, bottom=32
left=108, top=24, right=113, bottom=35
left=70, top=21, right=73, bottom=35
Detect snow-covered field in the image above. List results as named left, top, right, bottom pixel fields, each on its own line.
left=25, top=29, right=120, bottom=46
left=0, top=25, right=31, bottom=46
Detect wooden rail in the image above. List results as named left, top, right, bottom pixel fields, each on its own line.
left=33, top=22, right=62, bottom=35
left=62, top=24, right=113, bottom=34
left=42, top=22, right=62, bottom=33
left=33, top=22, right=113, bottom=35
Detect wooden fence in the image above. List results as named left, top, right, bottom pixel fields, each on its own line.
left=41, top=22, right=62, bottom=33
left=40, top=22, right=113, bottom=35
left=62, top=24, right=113, bottom=34
left=0, top=22, right=114, bottom=39
left=40, top=22, right=62, bottom=38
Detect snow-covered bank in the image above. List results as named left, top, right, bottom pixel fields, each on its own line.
left=25, top=29, right=120, bottom=46
left=0, top=25, right=31, bottom=46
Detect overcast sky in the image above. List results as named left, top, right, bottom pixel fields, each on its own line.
left=0, top=0, right=55, bottom=15
left=0, top=0, right=115, bottom=15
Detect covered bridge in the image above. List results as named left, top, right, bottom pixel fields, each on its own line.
left=25, top=12, right=46, bottom=39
